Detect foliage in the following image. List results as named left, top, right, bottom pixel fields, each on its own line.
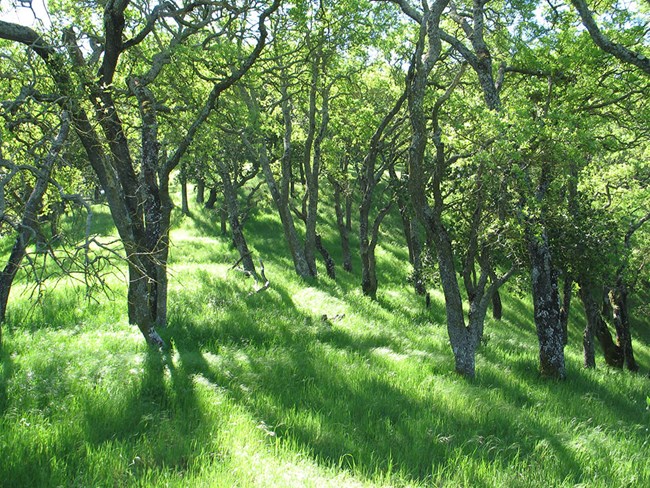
left=0, top=0, right=649, bottom=482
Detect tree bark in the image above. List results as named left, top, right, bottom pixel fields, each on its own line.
left=205, top=187, right=217, bottom=209
left=528, top=231, right=566, bottom=379
left=608, top=284, right=639, bottom=372
left=315, top=234, right=335, bottom=279
left=559, top=276, right=572, bottom=345
left=196, top=177, right=205, bottom=204
left=332, top=178, right=352, bottom=272
left=579, top=281, right=623, bottom=368
left=359, top=198, right=376, bottom=298
left=218, top=162, right=257, bottom=277
left=491, top=289, right=503, bottom=321
left=360, top=244, right=378, bottom=299
left=431, top=216, right=479, bottom=376
left=578, top=283, right=598, bottom=368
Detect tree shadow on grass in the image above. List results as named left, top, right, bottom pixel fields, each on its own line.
left=159, top=271, right=603, bottom=485
left=183, top=206, right=224, bottom=239
left=477, top=326, right=650, bottom=482
left=77, top=347, right=213, bottom=484
left=1, top=342, right=207, bottom=486
left=171, top=326, right=592, bottom=485
left=155, top=248, right=650, bottom=485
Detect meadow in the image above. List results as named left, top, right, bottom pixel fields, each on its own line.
left=1, top=197, right=649, bottom=487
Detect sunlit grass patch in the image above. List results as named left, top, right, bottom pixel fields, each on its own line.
left=1, top=194, right=650, bottom=487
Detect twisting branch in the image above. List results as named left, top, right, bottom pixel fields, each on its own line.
left=0, top=111, right=70, bottom=326
left=163, top=0, right=281, bottom=178
left=569, top=0, right=650, bottom=76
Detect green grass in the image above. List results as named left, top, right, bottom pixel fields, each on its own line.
left=1, top=194, right=649, bottom=487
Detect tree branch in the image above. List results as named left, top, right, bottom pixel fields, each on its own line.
left=570, top=0, right=650, bottom=76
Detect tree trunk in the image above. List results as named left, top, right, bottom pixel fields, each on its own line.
left=0, top=0, right=281, bottom=349
left=528, top=231, right=566, bottom=379
left=94, top=185, right=103, bottom=203
left=390, top=165, right=426, bottom=296
left=345, top=191, right=352, bottom=233
left=608, top=285, right=638, bottom=372
left=240, top=81, right=313, bottom=280
left=359, top=197, right=376, bottom=298
left=302, top=68, right=330, bottom=278
left=0, top=242, right=27, bottom=327
left=302, top=54, right=320, bottom=277
left=127, top=262, right=164, bottom=346
left=360, top=199, right=392, bottom=299
left=400, top=2, right=475, bottom=376
left=358, top=90, right=408, bottom=298
left=428, top=215, right=479, bottom=378
left=219, top=165, right=257, bottom=277
left=315, top=234, right=335, bottom=279
left=220, top=203, right=228, bottom=235
left=360, top=229, right=378, bottom=300
left=578, top=283, right=597, bottom=368
left=559, top=276, right=572, bottom=345
left=492, top=289, right=503, bottom=320
left=180, top=164, right=190, bottom=216
left=579, top=281, right=623, bottom=367
left=332, top=180, right=352, bottom=272
left=258, top=146, right=312, bottom=279
left=205, top=187, right=217, bottom=209
left=196, top=177, right=205, bottom=204
left=399, top=205, right=414, bottom=263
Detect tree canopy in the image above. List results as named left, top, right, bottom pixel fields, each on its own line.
left=0, top=0, right=648, bottom=379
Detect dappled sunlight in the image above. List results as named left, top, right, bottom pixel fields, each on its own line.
left=291, top=286, right=348, bottom=319
left=2, top=183, right=649, bottom=487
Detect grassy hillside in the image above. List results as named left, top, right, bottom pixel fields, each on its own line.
left=1, top=195, right=649, bottom=487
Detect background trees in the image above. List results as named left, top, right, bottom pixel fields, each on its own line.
left=1, top=0, right=280, bottom=345
left=0, top=0, right=648, bottom=380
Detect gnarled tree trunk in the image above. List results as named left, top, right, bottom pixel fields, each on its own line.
left=315, top=234, right=335, bottom=279
left=528, top=231, right=566, bottom=379
left=196, top=177, right=205, bottom=204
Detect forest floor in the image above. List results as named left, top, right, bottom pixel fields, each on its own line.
left=1, top=197, right=649, bottom=487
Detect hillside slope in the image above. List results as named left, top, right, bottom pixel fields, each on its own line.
left=1, top=199, right=649, bottom=487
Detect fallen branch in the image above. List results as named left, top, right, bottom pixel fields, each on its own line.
left=230, top=254, right=270, bottom=295
left=249, top=259, right=270, bottom=295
